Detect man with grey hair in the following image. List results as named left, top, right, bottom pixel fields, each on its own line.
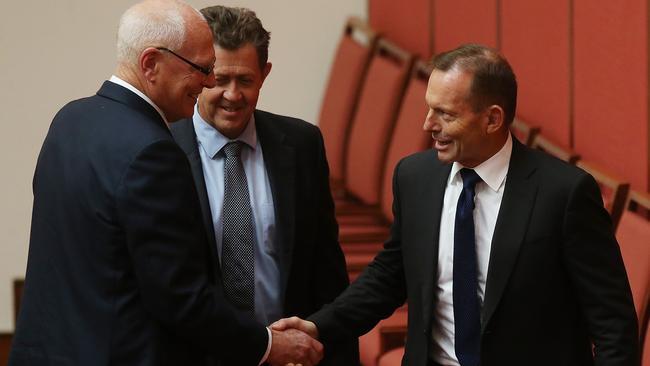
left=10, top=1, right=323, bottom=365
left=171, top=5, right=359, bottom=365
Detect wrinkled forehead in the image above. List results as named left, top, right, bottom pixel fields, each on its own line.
left=426, top=68, right=474, bottom=103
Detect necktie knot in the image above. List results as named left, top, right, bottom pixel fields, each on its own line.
left=223, top=141, right=243, bottom=158
left=460, top=168, right=481, bottom=191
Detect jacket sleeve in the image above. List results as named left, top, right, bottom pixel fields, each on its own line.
left=562, top=172, right=639, bottom=365
left=116, top=140, right=268, bottom=365
left=309, top=158, right=408, bottom=343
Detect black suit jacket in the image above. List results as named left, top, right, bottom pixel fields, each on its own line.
left=311, top=138, right=638, bottom=366
left=10, top=81, right=268, bottom=366
left=171, top=110, right=358, bottom=365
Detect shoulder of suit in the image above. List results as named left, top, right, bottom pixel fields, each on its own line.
left=168, top=117, right=193, bottom=137
left=255, top=109, right=320, bottom=137
left=399, top=149, right=441, bottom=168
left=521, top=144, right=589, bottom=181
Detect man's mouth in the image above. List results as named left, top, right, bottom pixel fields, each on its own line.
left=433, top=137, right=452, bottom=149
left=221, top=105, right=243, bottom=113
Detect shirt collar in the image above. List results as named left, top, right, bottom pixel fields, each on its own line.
left=192, top=105, right=257, bottom=159
left=449, top=133, right=513, bottom=192
left=108, top=75, right=169, bottom=124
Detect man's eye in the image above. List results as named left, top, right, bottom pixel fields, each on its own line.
left=442, top=113, right=454, bottom=121
left=436, top=109, right=454, bottom=121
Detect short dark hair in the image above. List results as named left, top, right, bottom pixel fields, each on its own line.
left=431, top=44, right=517, bottom=125
left=200, top=5, right=271, bottom=71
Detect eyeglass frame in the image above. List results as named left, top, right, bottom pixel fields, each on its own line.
left=156, top=47, right=214, bottom=76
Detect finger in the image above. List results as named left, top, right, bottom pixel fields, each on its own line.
left=270, top=319, right=287, bottom=331
left=270, top=316, right=300, bottom=331
left=306, top=339, right=324, bottom=365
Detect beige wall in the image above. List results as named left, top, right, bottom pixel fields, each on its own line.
left=0, top=0, right=366, bottom=332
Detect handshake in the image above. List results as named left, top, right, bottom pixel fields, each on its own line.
left=267, top=317, right=322, bottom=366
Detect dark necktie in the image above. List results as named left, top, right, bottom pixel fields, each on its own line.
left=221, top=141, right=255, bottom=311
left=453, top=168, right=482, bottom=366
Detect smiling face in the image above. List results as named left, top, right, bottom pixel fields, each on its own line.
left=197, top=43, right=271, bottom=138
left=138, top=8, right=217, bottom=123
left=422, top=67, right=494, bottom=168
left=155, top=23, right=216, bottom=122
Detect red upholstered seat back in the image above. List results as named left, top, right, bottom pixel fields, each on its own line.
left=380, top=63, right=432, bottom=221
left=344, top=40, right=413, bottom=205
left=616, top=191, right=650, bottom=336
left=318, top=18, right=377, bottom=184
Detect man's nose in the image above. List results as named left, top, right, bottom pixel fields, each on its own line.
left=202, top=72, right=217, bottom=88
left=223, top=83, right=242, bottom=101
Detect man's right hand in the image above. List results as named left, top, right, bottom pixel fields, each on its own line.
left=270, top=316, right=319, bottom=339
left=266, top=327, right=323, bottom=366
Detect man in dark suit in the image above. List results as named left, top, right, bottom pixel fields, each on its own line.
left=10, top=1, right=323, bottom=365
left=274, top=44, right=639, bottom=365
left=170, top=5, right=358, bottom=365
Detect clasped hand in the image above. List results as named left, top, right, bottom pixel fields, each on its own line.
left=267, top=317, right=321, bottom=366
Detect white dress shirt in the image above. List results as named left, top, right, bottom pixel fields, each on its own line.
left=192, top=107, right=283, bottom=326
left=431, top=134, right=513, bottom=365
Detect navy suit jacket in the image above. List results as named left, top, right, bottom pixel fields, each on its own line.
left=171, top=110, right=359, bottom=365
left=10, top=81, right=268, bottom=366
left=311, top=138, right=638, bottom=366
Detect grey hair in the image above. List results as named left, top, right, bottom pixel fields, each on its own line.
left=116, top=0, right=187, bottom=66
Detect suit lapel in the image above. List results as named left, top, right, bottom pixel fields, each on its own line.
left=481, top=139, right=538, bottom=332
left=255, top=111, right=296, bottom=266
left=421, top=157, right=452, bottom=332
left=170, top=119, right=219, bottom=265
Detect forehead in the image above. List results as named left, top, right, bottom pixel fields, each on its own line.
left=213, top=43, right=261, bottom=75
left=425, top=68, right=473, bottom=106
left=183, top=18, right=217, bottom=60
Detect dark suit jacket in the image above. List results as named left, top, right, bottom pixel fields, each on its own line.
left=170, top=110, right=358, bottom=365
left=311, top=138, right=638, bottom=366
left=10, top=81, right=268, bottom=366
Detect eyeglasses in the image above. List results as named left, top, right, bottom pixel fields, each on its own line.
left=156, top=47, right=214, bottom=76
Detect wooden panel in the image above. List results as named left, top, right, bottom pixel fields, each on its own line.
left=433, top=0, right=498, bottom=54
left=501, top=0, right=571, bottom=147
left=14, top=279, right=23, bottom=323
left=369, top=0, right=432, bottom=57
left=0, top=333, right=11, bottom=366
left=573, top=0, right=649, bottom=190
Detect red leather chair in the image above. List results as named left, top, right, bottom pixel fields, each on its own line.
left=318, top=17, right=378, bottom=193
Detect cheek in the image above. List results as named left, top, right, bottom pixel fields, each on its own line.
left=443, top=122, right=465, bottom=139
left=243, top=89, right=261, bottom=103
left=202, top=89, right=223, bottom=104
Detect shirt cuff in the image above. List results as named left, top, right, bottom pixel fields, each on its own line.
left=258, top=327, right=272, bottom=366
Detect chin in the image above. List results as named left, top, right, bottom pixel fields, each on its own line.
left=436, top=151, right=452, bottom=164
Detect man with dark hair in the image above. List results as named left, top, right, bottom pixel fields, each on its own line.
left=10, top=1, right=323, bottom=365
left=274, top=44, right=638, bottom=366
left=170, top=5, right=358, bottom=365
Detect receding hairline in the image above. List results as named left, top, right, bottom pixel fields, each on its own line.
left=116, top=0, right=209, bottom=67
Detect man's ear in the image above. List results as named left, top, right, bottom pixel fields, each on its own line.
left=261, top=62, right=272, bottom=84
left=485, top=105, right=505, bottom=134
left=140, top=47, right=161, bottom=81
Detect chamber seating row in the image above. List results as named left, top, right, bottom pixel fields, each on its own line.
left=320, top=17, right=650, bottom=366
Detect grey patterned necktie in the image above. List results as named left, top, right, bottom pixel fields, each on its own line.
left=221, top=141, right=255, bottom=311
